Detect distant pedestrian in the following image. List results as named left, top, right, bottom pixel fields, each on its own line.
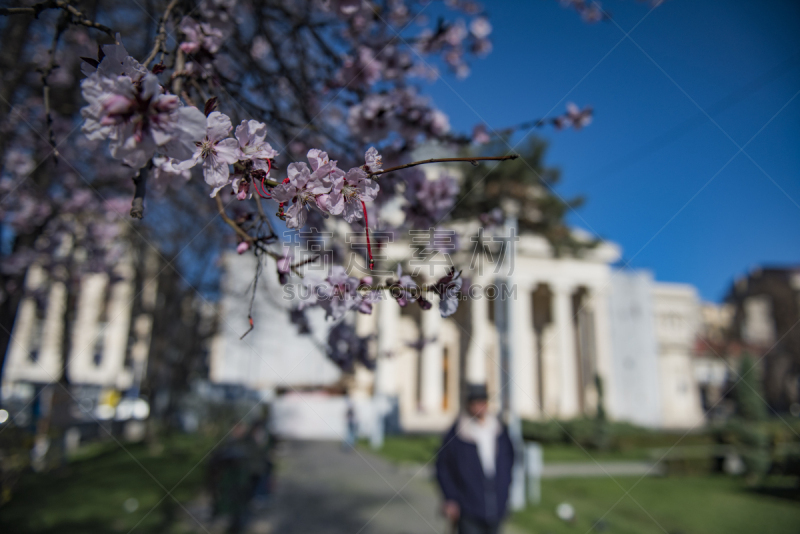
left=207, top=423, right=262, bottom=533
left=343, top=401, right=358, bottom=450
left=435, top=384, right=514, bottom=534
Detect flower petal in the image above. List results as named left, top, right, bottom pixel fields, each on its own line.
left=206, top=111, right=232, bottom=142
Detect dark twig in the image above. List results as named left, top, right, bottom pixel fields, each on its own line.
left=240, top=252, right=263, bottom=340
left=216, top=195, right=254, bottom=242
left=130, top=167, right=148, bottom=219
left=369, top=155, right=519, bottom=177
left=39, top=10, right=68, bottom=162
left=0, top=1, right=115, bottom=37
left=143, top=0, right=180, bottom=67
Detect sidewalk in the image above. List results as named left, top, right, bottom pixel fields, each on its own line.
left=249, top=440, right=525, bottom=534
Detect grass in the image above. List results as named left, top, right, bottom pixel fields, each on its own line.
left=372, top=435, right=652, bottom=465
left=512, top=475, right=800, bottom=534
left=372, top=435, right=800, bottom=534
left=0, top=433, right=217, bottom=534
left=372, top=435, right=443, bottom=465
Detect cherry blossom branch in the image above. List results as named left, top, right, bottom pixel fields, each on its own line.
left=369, top=155, right=519, bottom=177
left=216, top=195, right=254, bottom=243
left=143, top=0, right=180, bottom=67
left=0, top=1, right=114, bottom=37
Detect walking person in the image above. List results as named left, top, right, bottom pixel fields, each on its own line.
left=436, top=384, right=514, bottom=534
left=343, top=401, right=358, bottom=450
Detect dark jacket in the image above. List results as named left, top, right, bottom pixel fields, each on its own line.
left=435, top=416, right=514, bottom=525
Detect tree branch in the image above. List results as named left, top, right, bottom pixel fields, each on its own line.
left=0, top=1, right=114, bottom=37
left=143, top=0, right=180, bottom=67
left=130, top=167, right=148, bottom=219
left=216, top=195, right=254, bottom=242
left=370, top=154, right=519, bottom=177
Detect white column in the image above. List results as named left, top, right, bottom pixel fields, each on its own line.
left=352, top=311, right=377, bottom=400
left=553, top=282, right=579, bottom=418
left=510, top=283, right=538, bottom=418
left=466, top=279, right=488, bottom=384
left=420, top=305, right=444, bottom=413
left=375, top=297, right=400, bottom=395
left=590, top=284, right=614, bottom=418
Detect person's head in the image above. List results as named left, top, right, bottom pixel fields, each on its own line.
left=465, top=384, right=489, bottom=420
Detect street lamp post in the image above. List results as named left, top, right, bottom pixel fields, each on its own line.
left=495, top=199, right=526, bottom=511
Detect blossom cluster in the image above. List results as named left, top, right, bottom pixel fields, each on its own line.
left=553, top=103, right=594, bottom=130
left=347, top=87, right=450, bottom=144
left=385, top=265, right=463, bottom=318
left=289, top=265, right=464, bottom=320
left=327, top=321, right=374, bottom=372
left=80, top=42, right=282, bottom=198
left=297, top=266, right=379, bottom=321
left=271, top=147, right=381, bottom=229
left=403, top=170, right=460, bottom=229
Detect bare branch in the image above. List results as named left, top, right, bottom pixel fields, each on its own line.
left=216, top=195, right=255, bottom=242
left=143, top=0, right=180, bottom=67
left=130, top=167, right=148, bottom=219
left=0, top=1, right=115, bottom=37
left=370, top=155, right=520, bottom=177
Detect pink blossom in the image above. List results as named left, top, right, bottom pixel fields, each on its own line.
left=176, top=111, right=240, bottom=196
left=363, top=146, right=382, bottom=173
left=322, top=167, right=379, bottom=223
left=151, top=156, right=192, bottom=194
left=433, top=268, right=463, bottom=317
left=235, top=120, right=278, bottom=162
left=179, top=16, right=225, bottom=55
left=272, top=150, right=345, bottom=228
left=387, top=265, right=419, bottom=307
left=469, top=17, right=492, bottom=39
left=237, top=241, right=250, bottom=254
left=250, top=36, right=271, bottom=60
left=276, top=253, right=292, bottom=285
left=472, top=123, right=491, bottom=144
left=80, top=42, right=205, bottom=169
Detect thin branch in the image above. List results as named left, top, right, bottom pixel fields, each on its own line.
left=40, top=10, right=68, bottom=162
left=130, top=166, right=148, bottom=219
left=143, top=0, right=180, bottom=67
left=216, top=195, right=254, bottom=242
left=0, top=1, right=114, bottom=37
left=370, top=155, right=519, bottom=177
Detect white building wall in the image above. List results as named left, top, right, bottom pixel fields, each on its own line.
left=607, top=271, right=663, bottom=427
left=2, top=265, right=66, bottom=386
left=652, top=282, right=705, bottom=428
left=209, top=253, right=341, bottom=392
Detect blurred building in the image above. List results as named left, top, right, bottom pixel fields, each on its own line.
left=724, top=267, right=800, bottom=412
left=213, top=229, right=712, bottom=435
left=1, top=238, right=160, bottom=428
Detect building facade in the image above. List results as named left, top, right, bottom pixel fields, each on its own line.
left=213, top=230, right=708, bottom=435
left=1, top=241, right=159, bottom=425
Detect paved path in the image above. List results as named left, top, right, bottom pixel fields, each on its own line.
left=181, top=442, right=658, bottom=533
left=247, top=440, right=526, bottom=534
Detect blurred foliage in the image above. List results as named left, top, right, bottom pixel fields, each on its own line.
left=0, top=425, right=33, bottom=505
left=450, top=137, right=598, bottom=256
left=734, top=354, right=768, bottom=422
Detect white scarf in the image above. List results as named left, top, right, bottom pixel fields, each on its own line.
left=457, top=414, right=500, bottom=477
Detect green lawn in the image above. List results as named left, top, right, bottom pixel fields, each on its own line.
left=0, top=434, right=217, bottom=534
left=371, top=435, right=800, bottom=534
left=372, top=435, right=444, bottom=464
left=512, top=475, right=800, bottom=534
left=372, top=435, right=652, bottom=465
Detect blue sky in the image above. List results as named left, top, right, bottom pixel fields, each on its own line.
left=421, top=0, right=800, bottom=302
